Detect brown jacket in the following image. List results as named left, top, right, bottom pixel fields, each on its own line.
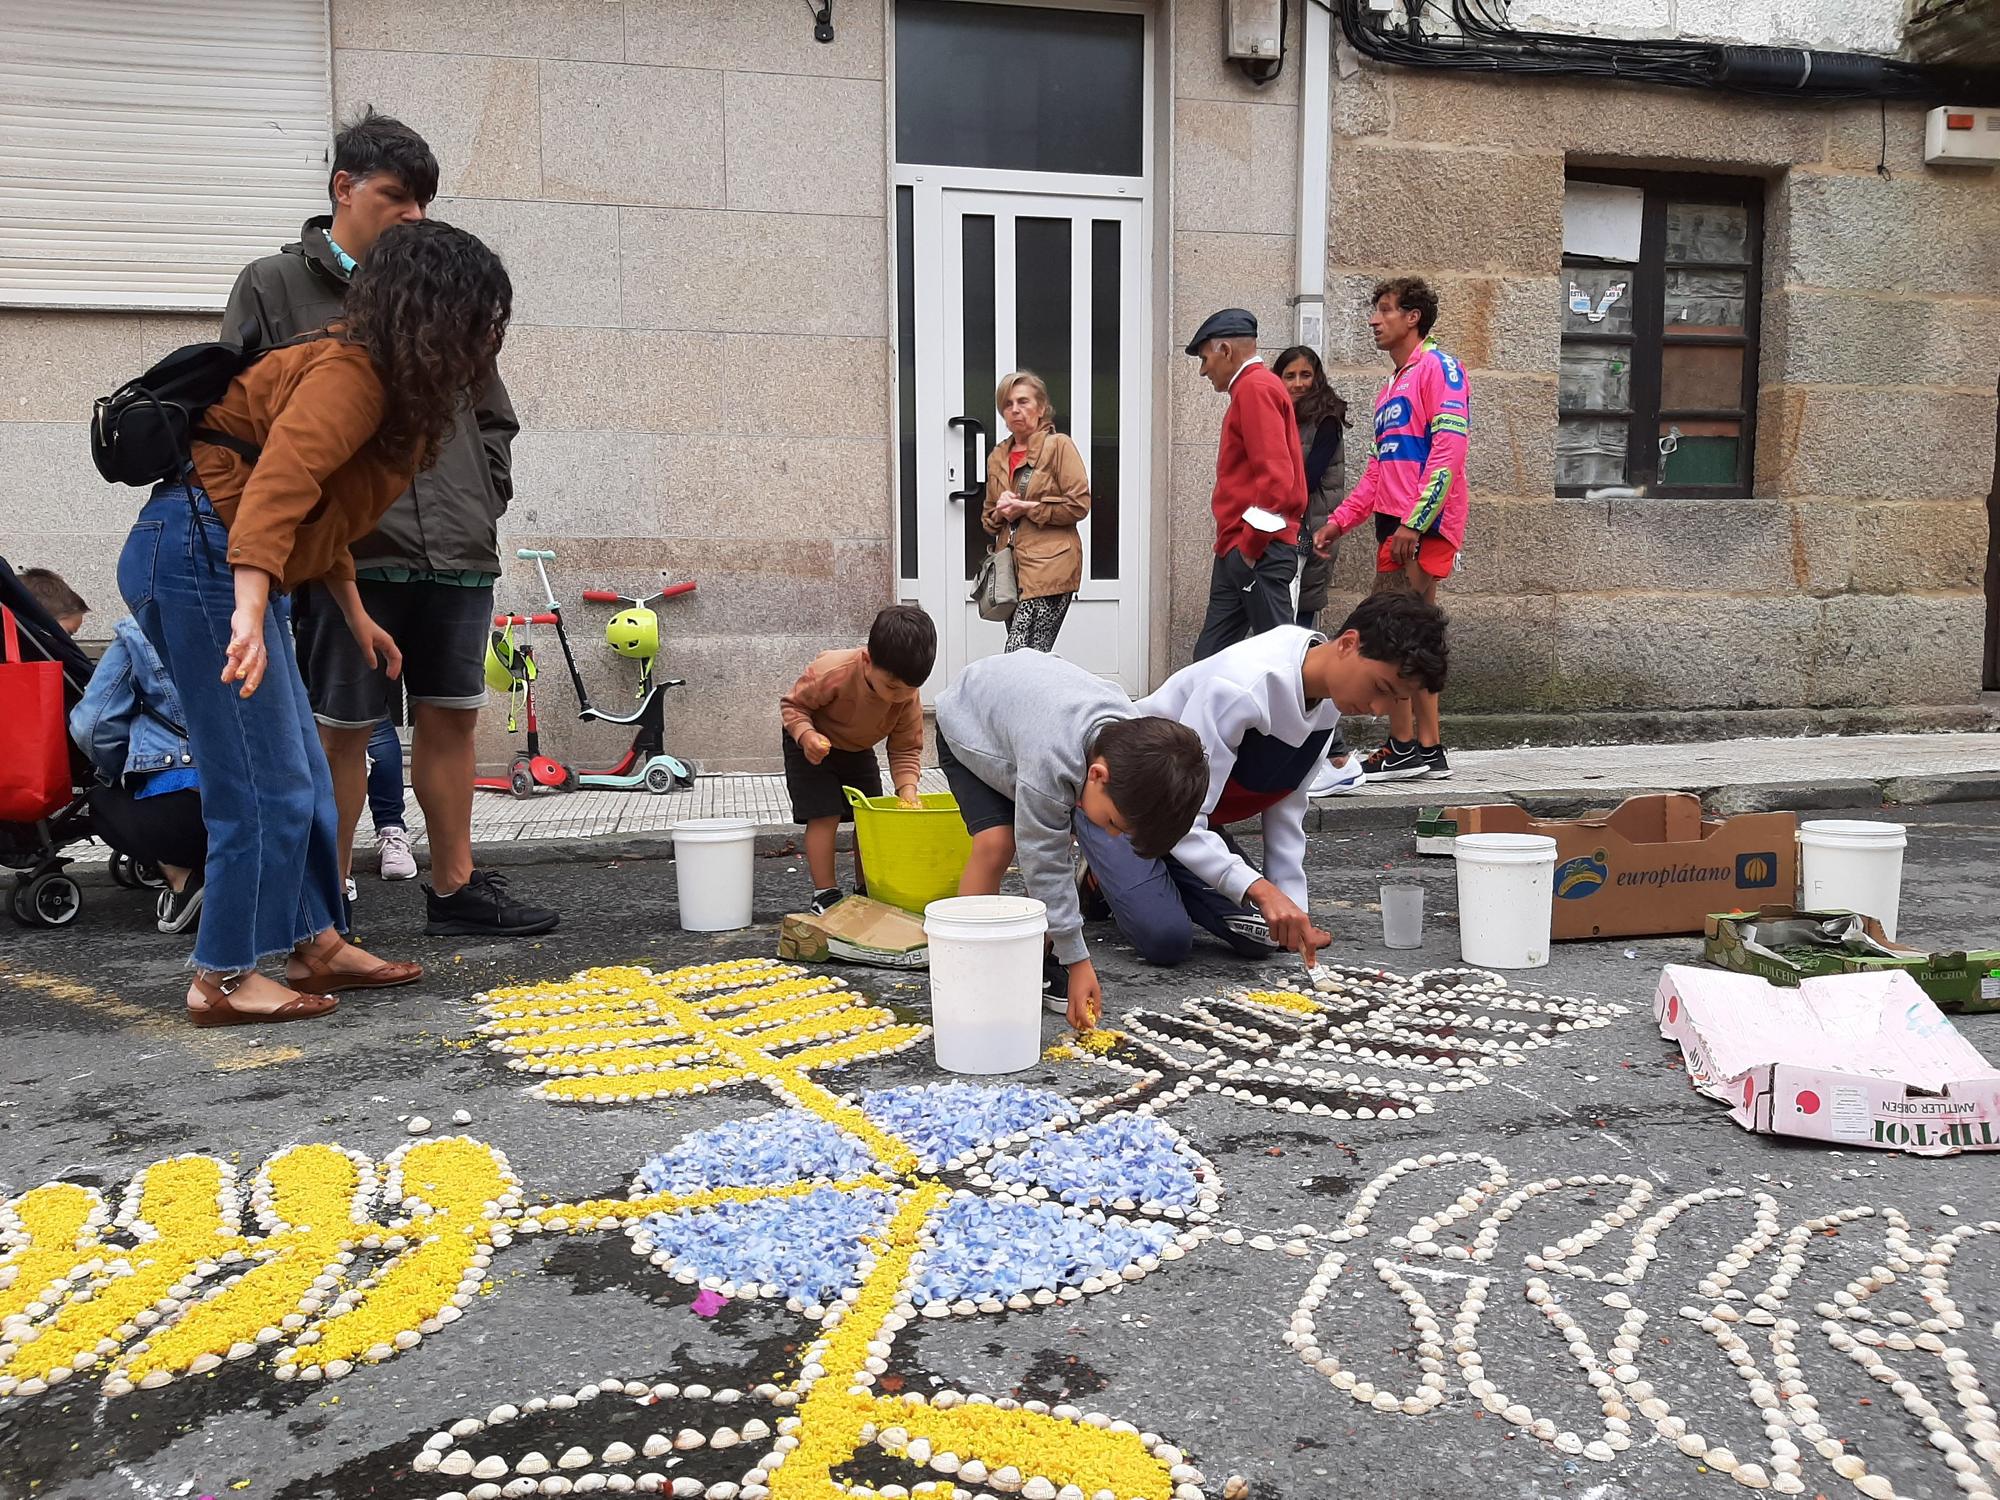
left=190, top=339, right=415, bottom=592
left=982, top=427, right=1090, bottom=599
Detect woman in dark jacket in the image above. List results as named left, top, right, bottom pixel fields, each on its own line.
left=1275, top=346, right=1347, bottom=630
left=1275, top=346, right=1363, bottom=795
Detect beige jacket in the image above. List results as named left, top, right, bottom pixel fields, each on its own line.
left=982, top=427, right=1090, bottom=600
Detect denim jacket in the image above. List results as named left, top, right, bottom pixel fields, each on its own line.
left=69, top=618, right=195, bottom=785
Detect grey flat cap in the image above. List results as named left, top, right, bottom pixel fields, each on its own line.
left=1184, top=307, right=1257, bottom=355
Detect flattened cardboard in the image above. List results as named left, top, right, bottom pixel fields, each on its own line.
left=1654, top=964, right=2000, bottom=1155
left=1705, top=905, right=2000, bottom=1015
left=778, top=896, right=929, bottom=969
left=1428, top=793, right=1797, bottom=940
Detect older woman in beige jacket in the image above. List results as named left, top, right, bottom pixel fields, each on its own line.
left=983, top=370, right=1091, bottom=653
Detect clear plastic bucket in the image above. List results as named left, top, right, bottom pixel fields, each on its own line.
left=1799, top=819, right=1907, bottom=940
left=923, top=895, right=1047, bottom=1074
left=671, top=817, right=756, bottom=931
left=1380, top=885, right=1425, bottom=949
left=1453, top=833, right=1557, bottom=969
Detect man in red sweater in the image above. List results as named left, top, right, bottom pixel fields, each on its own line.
left=1186, top=308, right=1309, bottom=661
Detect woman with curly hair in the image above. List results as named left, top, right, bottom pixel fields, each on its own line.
left=114, top=220, right=512, bottom=1026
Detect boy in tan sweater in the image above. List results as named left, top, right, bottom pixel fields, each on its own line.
left=780, top=605, right=936, bottom=913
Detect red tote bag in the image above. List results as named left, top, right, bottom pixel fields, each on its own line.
left=0, top=606, right=71, bottom=822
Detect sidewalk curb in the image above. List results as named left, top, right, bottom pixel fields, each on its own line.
left=465, top=768, right=1997, bottom=870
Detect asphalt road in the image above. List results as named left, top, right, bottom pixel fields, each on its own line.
left=2, top=801, right=1996, bottom=1500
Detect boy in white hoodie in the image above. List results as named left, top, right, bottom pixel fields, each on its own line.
left=1078, top=592, right=1448, bottom=966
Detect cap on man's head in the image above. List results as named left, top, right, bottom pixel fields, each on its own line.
left=1184, top=307, right=1257, bottom=356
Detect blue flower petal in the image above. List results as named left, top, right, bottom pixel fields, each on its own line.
left=860, top=1083, right=1070, bottom=1167
left=986, top=1114, right=1203, bottom=1209
left=913, top=1197, right=1174, bottom=1303
left=637, top=1186, right=897, bottom=1303
left=635, top=1111, right=875, bottom=1195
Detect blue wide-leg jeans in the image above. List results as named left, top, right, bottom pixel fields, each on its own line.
left=117, top=482, right=346, bottom=973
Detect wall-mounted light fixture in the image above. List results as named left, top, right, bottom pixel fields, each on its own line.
left=804, top=0, right=834, bottom=44
left=1226, top=0, right=1287, bottom=84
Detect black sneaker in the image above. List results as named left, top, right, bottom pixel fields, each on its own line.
left=1075, top=858, right=1111, bottom=922
left=1420, top=744, right=1453, bottom=780
left=1222, top=912, right=1279, bottom=953
left=155, top=871, right=205, bottom=935
left=809, top=888, right=845, bottom=917
left=1042, top=952, right=1071, bottom=1015
left=424, top=870, right=560, bottom=937
left=1361, top=738, right=1432, bottom=782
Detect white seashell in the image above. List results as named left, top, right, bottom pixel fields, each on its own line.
left=602, top=1442, right=635, bottom=1464
left=474, top=1458, right=509, bottom=1480
left=518, top=1453, right=552, bottom=1475
left=559, top=1447, right=593, bottom=1469
left=453, top=1110, right=474, bottom=1124
left=642, top=1435, right=671, bottom=1458
left=441, top=1452, right=477, bottom=1475
left=407, top=1116, right=432, bottom=1135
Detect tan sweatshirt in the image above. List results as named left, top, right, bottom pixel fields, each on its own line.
left=780, top=648, right=924, bottom=792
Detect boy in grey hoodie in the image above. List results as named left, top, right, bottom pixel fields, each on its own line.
left=935, top=651, right=1209, bottom=1030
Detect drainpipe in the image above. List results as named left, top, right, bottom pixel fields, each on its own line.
left=1294, top=0, right=1333, bottom=352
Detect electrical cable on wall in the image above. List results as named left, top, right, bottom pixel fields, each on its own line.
left=1333, top=0, right=2000, bottom=105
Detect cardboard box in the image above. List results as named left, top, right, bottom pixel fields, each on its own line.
left=778, top=896, right=930, bottom=969
left=1703, top=906, right=2000, bottom=1015
left=1654, top=964, right=2000, bottom=1155
left=1420, top=793, right=1797, bottom=940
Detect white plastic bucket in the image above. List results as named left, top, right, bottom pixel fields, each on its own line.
left=1799, top=819, right=1907, bottom=940
left=924, top=895, right=1048, bottom=1074
left=1453, top=833, right=1558, bottom=969
left=671, top=818, right=756, bottom=931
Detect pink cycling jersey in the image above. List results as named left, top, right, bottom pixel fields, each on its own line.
left=1329, top=336, right=1471, bottom=549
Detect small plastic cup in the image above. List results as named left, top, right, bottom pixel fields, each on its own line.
left=1381, top=885, right=1425, bottom=949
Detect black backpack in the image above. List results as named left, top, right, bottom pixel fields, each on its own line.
left=90, top=321, right=270, bottom=486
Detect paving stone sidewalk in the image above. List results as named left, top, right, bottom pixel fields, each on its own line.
left=397, top=730, right=2000, bottom=851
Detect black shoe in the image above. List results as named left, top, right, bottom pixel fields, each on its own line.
left=810, top=888, right=845, bottom=917
left=1361, top=738, right=1432, bottom=782
left=1075, top=858, right=1110, bottom=922
left=1222, top=912, right=1279, bottom=954
left=1420, top=744, right=1453, bottom=780
left=424, top=870, right=560, bottom=937
left=155, top=871, right=205, bottom=935
left=1042, top=952, right=1071, bottom=1015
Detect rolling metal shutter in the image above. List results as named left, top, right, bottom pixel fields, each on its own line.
left=0, top=0, right=330, bottom=311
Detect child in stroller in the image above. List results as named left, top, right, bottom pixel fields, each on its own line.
left=2, top=560, right=204, bottom=930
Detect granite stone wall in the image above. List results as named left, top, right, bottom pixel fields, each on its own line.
left=1324, top=63, right=1998, bottom=741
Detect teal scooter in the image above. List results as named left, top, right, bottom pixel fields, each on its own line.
left=515, top=548, right=698, bottom=794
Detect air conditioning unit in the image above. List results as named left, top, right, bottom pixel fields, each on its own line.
left=1924, top=106, right=2000, bottom=166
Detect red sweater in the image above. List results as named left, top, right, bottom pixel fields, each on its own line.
left=1211, top=358, right=1307, bottom=560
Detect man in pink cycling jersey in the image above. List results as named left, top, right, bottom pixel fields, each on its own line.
left=1314, top=277, right=1467, bottom=782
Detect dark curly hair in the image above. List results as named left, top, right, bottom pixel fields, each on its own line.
left=338, top=221, right=512, bottom=471
left=1337, top=591, right=1449, bottom=694
left=1371, top=275, right=1440, bottom=337
left=1274, top=344, right=1348, bottom=431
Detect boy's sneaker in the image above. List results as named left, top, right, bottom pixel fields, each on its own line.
left=1361, top=738, right=1432, bottom=783
left=1075, top=858, right=1111, bottom=921
left=809, top=888, right=845, bottom=917
left=1222, top=912, right=1279, bottom=954
left=424, top=870, right=561, bottom=937
left=155, top=871, right=205, bottom=935
left=1042, top=952, right=1070, bottom=1015
left=1309, top=752, right=1366, bottom=797
left=1421, top=744, right=1453, bottom=780
left=377, top=824, right=418, bottom=880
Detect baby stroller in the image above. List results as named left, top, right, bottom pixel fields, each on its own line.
left=0, top=556, right=162, bottom=928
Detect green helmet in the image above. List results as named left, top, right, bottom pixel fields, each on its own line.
left=485, top=627, right=534, bottom=692
left=606, top=606, right=659, bottom=662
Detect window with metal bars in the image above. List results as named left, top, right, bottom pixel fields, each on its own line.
left=1557, top=171, right=1764, bottom=499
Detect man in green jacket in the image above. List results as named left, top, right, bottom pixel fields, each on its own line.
left=223, top=107, right=558, bottom=938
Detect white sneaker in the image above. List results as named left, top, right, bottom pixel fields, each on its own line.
left=1309, top=752, right=1366, bottom=797
left=377, top=824, right=418, bottom=880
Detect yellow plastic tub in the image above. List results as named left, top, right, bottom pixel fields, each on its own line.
left=842, top=787, right=973, bottom=915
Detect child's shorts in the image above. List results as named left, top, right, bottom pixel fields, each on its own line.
left=1374, top=511, right=1458, bottom=579
left=935, top=733, right=1014, bottom=837
left=781, top=733, right=883, bottom=823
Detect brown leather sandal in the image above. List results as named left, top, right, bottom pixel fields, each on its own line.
left=285, top=949, right=424, bottom=994
left=187, top=971, right=338, bottom=1027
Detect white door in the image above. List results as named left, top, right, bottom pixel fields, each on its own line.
left=904, top=187, right=1149, bottom=691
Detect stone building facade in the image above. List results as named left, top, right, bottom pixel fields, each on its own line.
left=1, top=0, right=1992, bottom=771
